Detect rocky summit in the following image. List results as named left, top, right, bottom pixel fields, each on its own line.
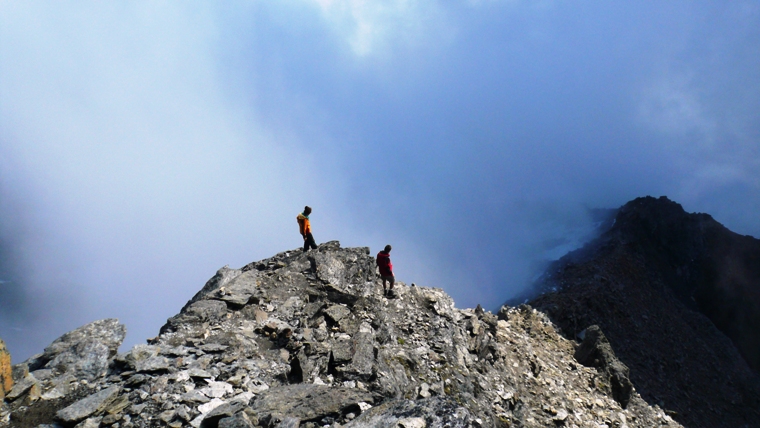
left=1, top=241, right=681, bottom=428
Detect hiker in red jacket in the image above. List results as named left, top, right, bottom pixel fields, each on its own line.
left=376, top=245, right=395, bottom=297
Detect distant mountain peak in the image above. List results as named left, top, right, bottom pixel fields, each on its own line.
left=530, top=195, right=760, bottom=428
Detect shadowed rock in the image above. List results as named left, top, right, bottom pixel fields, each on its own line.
left=574, top=325, right=633, bottom=408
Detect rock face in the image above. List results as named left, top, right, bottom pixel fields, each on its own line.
left=28, top=319, right=127, bottom=381
left=529, top=196, right=760, bottom=428
left=3, top=241, right=682, bottom=428
left=574, top=326, right=632, bottom=409
left=0, top=339, right=12, bottom=400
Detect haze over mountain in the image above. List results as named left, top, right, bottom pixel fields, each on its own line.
left=2, top=2, right=759, bottom=363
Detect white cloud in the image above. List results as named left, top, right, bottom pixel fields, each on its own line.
left=305, top=0, right=449, bottom=56
left=636, top=65, right=760, bottom=214
left=0, top=1, right=339, bottom=357
left=637, top=68, right=717, bottom=145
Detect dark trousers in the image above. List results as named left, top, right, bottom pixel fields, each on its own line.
left=303, top=233, right=317, bottom=251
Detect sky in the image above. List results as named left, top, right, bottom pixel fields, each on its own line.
left=1, top=1, right=759, bottom=361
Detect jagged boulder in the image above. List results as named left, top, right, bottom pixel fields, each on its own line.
left=0, top=338, right=12, bottom=400
left=2, top=318, right=125, bottom=413
left=574, top=325, right=633, bottom=408
left=27, top=318, right=126, bottom=380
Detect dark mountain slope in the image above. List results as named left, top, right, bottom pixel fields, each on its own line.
left=529, top=196, right=760, bottom=428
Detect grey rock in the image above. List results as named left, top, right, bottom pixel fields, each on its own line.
left=336, top=332, right=374, bottom=381
left=398, top=417, right=426, bottom=428
left=185, top=300, right=230, bottom=323
left=162, top=299, right=229, bottom=333
left=181, top=265, right=244, bottom=310
left=33, top=319, right=126, bottom=380
left=74, top=416, right=102, bottom=428
left=5, top=374, right=39, bottom=401
left=276, top=417, right=300, bottom=428
left=115, top=344, right=160, bottom=371
left=159, top=409, right=176, bottom=423
left=345, top=397, right=471, bottom=428
left=135, top=355, right=171, bottom=373
left=102, top=412, right=122, bottom=425
left=56, top=385, right=121, bottom=423
left=189, top=368, right=214, bottom=378
left=575, top=325, right=634, bottom=408
left=182, top=390, right=211, bottom=404
left=199, top=343, right=229, bottom=353
left=200, top=402, right=246, bottom=428
left=11, top=362, right=28, bottom=383
left=219, top=412, right=254, bottom=428
left=330, top=338, right=353, bottom=364
left=250, top=384, right=373, bottom=422
left=217, top=270, right=259, bottom=307
left=219, top=411, right=255, bottom=428
left=324, top=305, right=351, bottom=323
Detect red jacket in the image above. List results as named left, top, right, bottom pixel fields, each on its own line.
left=376, top=251, right=393, bottom=277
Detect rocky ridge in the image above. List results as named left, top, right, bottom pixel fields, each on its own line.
left=528, top=196, right=760, bottom=428
left=2, top=241, right=681, bottom=428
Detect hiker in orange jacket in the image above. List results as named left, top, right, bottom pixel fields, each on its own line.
left=376, top=244, right=395, bottom=297
left=297, top=206, right=318, bottom=251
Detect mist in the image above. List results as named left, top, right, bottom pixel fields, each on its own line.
left=2, top=1, right=759, bottom=361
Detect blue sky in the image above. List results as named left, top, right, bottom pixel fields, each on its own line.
left=1, top=1, right=759, bottom=360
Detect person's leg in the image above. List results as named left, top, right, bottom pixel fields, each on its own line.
left=307, top=233, right=318, bottom=250
left=304, top=233, right=317, bottom=251
left=381, top=277, right=387, bottom=295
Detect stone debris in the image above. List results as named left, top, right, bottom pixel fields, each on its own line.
left=2, top=242, right=684, bottom=427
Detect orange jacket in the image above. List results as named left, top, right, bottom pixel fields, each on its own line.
left=297, top=213, right=311, bottom=236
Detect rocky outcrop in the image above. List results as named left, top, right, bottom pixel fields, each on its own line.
left=529, top=196, right=760, bottom=428
left=3, top=242, right=682, bottom=428
left=27, top=318, right=126, bottom=381
left=574, top=326, right=633, bottom=409
left=1, top=319, right=127, bottom=426
left=0, top=339, right=11, bottom=401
